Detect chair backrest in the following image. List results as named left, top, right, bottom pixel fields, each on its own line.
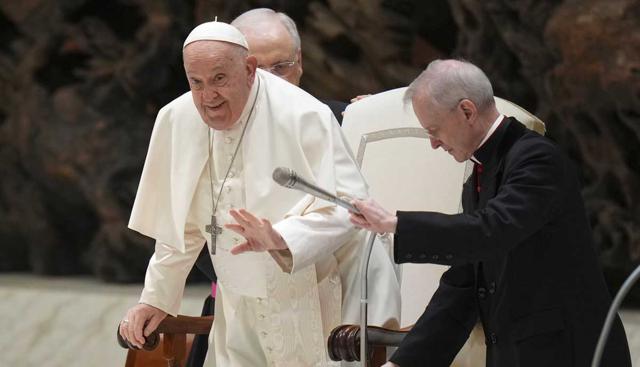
left=341, top=87, right=545, bottom=327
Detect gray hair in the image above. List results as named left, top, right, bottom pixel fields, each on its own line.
left=232, top=8, right=301, bottom=51
left=404, top=59, right=495, bottom=111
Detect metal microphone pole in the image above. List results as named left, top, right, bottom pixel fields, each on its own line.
left=591, top=263, right=640, bottom=367
left=358, top=230, right=378, bottom=367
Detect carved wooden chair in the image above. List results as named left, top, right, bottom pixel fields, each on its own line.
left=116, top=315, right=212, bottom=367
left=327, top=88, right=545, bottom=366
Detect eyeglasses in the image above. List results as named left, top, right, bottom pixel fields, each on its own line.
left=259, top=60, right=297, bottom=77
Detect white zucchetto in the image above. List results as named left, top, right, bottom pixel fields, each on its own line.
left=183, top=21, right=249, bottom=50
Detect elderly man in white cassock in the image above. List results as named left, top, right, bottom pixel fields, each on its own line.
left=118, top=21, right=396, bottom=367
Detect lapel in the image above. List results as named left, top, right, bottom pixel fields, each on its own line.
left=473, top=117, right=527, bottom=209
left=461, top=169, right=477, bottom=213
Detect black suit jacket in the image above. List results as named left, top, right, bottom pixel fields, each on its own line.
left=389, top=118, right=630, bottom=367
left=322, top=99, right=348, bottom=125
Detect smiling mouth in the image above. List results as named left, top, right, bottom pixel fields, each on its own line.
left=205, top=101, right=225, bottom=111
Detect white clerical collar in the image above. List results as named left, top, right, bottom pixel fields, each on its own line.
left=471, top=113, right=504, bottom=164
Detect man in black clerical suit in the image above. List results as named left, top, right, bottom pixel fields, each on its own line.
left=349, top=59, right=630, bottom=367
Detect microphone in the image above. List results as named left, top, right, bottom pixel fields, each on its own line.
left=272, top=167, right=360, bottom=213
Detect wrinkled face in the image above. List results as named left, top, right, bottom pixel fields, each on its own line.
left=412, top=94, right=477, bottom=162
left=243, top=24, right=302, bottom=85
left=183, top=41, right=257, bottom=130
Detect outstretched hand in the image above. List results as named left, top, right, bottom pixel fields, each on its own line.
left=225, top=209, right=288, bottom=255
left=349, top=198, right=398, bottom=234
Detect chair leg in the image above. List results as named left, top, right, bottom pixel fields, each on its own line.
left=371, top=346, right=387, bottom=367
left=124, top=349, right=138, bottom=367
left=162, top=333, right=187, bottom=367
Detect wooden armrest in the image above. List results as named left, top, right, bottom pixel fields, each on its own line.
left=156, top=315, right=213, bottom=335
left=327, top=324, right=413, bottom=362
left=116, top=315, right=214, bottom=351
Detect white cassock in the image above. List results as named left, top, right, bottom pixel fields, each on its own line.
left=128, top=69, right=400, bottom=366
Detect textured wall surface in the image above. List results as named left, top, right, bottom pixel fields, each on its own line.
left=0, top=0, right=638, bottom=300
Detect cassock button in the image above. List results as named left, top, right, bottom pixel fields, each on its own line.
left=260, top=331, right=268, bottom=337
left=445, top=254, right=453, bottom=260
left=431, top=255, right=439, bottom=261
left=225, top=137, right=233, bottom=144
left=489, top=282, right=496, bottom=294
left=228, top=171, right=235, bottom=178
left=419, top=254, right=427, bottom=259
left=225, top=186, right=232, bottom=193
left=478, top=287, right=487, bottom=299
left=489, top=333, right=498, bottom=345
left=405, top=253, right=413, bottom=259
left=258, top=314, right=266, bottom=320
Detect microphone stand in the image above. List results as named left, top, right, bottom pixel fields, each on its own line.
left=591, top=263, right=640, bottom=367
left=358, top=230, right=378, bottom=367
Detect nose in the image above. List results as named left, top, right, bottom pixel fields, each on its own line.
left=202, top=86, right=219, bottom=102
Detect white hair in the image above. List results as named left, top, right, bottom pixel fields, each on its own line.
left=404, top=59, right=495, bottom=111
left=232, top=8, right=301, bottom=51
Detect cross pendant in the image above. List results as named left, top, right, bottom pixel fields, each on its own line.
left=205, top=215, right=223, bottom=255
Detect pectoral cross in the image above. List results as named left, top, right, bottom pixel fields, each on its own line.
left=205, top=215, right=223, bottom=255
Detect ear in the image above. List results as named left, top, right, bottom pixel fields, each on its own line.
left=245, top=55, right=258, bottom=84
left=458, top=99, right=477, bottom=123
left=296, top=48, right=303, bottom=72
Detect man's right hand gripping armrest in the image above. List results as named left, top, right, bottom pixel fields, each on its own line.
left=119, top=303, right=168, bottom=349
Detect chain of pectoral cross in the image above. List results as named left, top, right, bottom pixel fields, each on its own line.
left=205, top=78, right=260, bottom=255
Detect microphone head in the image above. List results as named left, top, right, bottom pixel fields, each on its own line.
left=272, top=167, right=296, bottom=188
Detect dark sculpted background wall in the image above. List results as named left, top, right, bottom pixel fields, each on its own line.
left=0, top=0, right=638, bottom=301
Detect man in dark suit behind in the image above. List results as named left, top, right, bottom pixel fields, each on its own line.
left=232, top=8, right=348, bottom=124
left=349, top=59, right=631, bottom=367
